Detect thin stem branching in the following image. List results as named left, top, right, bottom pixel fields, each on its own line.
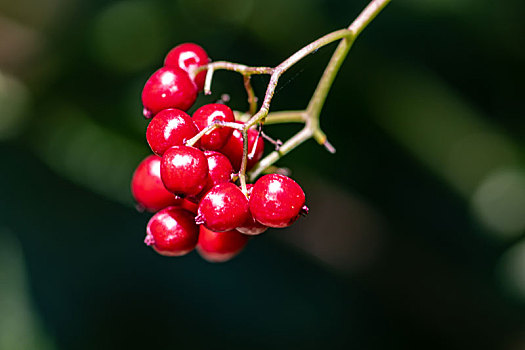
left=189, top=0, right=390, bottom=182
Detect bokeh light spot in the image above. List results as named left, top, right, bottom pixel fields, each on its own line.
left=446, top=131, right=518, bottom=195
left=34, top=105, right=146, bottom=205
left=471, top=168, right=525, bottom=239
left=0, top=71, right=29, bottom=140
left=498, top=239, right=525, bottom=302
left=0, top=230, right=56, bottom=350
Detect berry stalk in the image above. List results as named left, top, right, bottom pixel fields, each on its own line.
left=247, top=0, right=390, bottom=180
left=198, top=0, right=390, bottom=182
left=243, top=75, right=258, bottom=116
left=185, top=120, right=243, bottom=147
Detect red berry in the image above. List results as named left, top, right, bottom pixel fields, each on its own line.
left=145, top=207, right=199, bottom=256
left=237, top=216, right=268, bottom=236
left=142, top=67, right=197, bottom=118
left=219, top=122, right=264, bottom=172
left=199, top=151, right=234, bottom=196
left=131, top=155, right=182, bottom=212
left=196, top=182, right=249, bottom=232
left=146, top=108, right=198, bottom=156
left=161, top=145, right=208, bottom=196
left=249, top=174, right=306, bottom=228
left=164, top=43, right=209, bottom=92
left=192, top=103, right=235, bottom=150
left=236, top=185, right=268, bottom=235
left=197, top=225, right=249, bottom=263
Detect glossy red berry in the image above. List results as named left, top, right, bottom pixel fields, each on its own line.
left=145, top=207, right=199, bottom=256
left=164, top=43, right=209, bottom=92
left=146, top=108, right=198, bottom=156
left=236, top=185, right=268, bottom=235
left=197, top=226, right=249, bottom=263
left=142, top=67, right=197, bottom=118
left=219, top=122, right=265, bottom=172
left=192, top=103, right=235, bottom=151
left=196, top=182, right=249, bottom=232
left=131, top=155, right=182, bottom=212
left=237, top=216, right=268, bottom=235
left=199, top=151, right=234, bottom=196
left=160, top=145, right=208, bottom=196
left=249, top=174, right=306, bottom=228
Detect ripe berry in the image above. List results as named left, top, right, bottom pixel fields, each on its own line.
left=219, top=122, right=265, bottom=172
left=199, top=151, right=234, bottom=195
left=146, top=108, right=198, bottom=156
left=197, top=226, right=249, bottom=263
left=161, top=145, right=208, bottom=196
left=142, top=67, right=197, bottom=118
left=145, top=207, right=199, bottom=256
left=249, top=174, right=306, bottom=228
left=236, top=185, right=268, bottom=235
left=164, top=43, right=209, bottom=92
left=196, top=182, right=249, bottom=232
left=131, top=155, right=182, bottom=212
left=192, top=103, right=235, bottom=151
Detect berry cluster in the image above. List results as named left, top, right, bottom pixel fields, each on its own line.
left=131, top=43, right=308, bottom=263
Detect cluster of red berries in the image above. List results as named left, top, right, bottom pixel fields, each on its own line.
left=131, top=43, right=307, bottom=262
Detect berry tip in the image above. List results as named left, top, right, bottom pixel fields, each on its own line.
left=300, top=205, right=309, bottom=216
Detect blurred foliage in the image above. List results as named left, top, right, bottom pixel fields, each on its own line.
left=0, top=0, right=524, bottom=349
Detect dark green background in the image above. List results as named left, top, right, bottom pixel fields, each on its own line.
left=0, top=0, right=524, bottom=349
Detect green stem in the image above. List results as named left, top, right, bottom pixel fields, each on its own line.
left=263, top=111, right=305, bottom=124
left=243, top=75, right=258, bottom=116
left=306, top=37, right=354, bottom=118
left=244, top=28, right=354, bottom=130
left=185, top=121, right=243, bottom=147
left=198, top=0, right=390, bottom=181
left=239, top=129, right=249, bottom=195
left=247, top=0, right=390, bottom=179
left=202, top=62, right=273, bottom=95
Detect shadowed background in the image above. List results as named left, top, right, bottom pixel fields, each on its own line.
left=0, top=0, right=524, bottom=349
